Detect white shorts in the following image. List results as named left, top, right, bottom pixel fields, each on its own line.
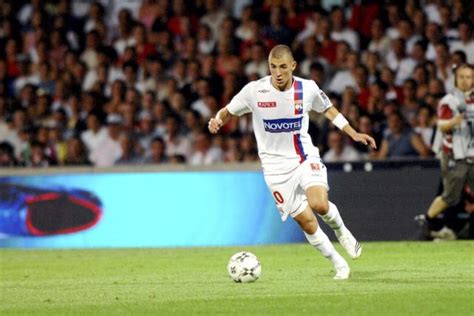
left=264, top=157, right=329, bottom=221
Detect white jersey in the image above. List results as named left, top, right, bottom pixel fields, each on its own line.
left=227, top=76, right=332, bottom=174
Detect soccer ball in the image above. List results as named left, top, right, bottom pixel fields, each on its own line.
left=227, top=251, right=261, bottom=283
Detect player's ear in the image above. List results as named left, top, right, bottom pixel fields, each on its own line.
left=292, top=60, right=297, bottom=71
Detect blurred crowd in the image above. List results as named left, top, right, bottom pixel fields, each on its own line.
left=0, top=0, right=473, bottom=167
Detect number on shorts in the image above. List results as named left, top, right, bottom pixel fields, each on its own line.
left=273, top=191, right=284, bottom=204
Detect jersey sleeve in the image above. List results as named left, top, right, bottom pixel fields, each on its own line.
left=227, top=82, right=253, bottom=116
left=438, top=103, right=453, bottom=119
left=310, top=81, right=332, bottom=113
left=437, top=96, right=454, bottom=120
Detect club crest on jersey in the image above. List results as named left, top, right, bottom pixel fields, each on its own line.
left=263, top=117, right=302, bottom=133
left=258, top=101, right=277, bottom=108
left=294, top=101, right=303, bottom=114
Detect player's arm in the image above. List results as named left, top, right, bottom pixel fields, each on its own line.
left=437, top=115, right=464, bottom=133
left=208, top=107, right=235, bottom=134
left=437, top=100, right=464, bottom=133
left=324, top=106, right=377, bottom=149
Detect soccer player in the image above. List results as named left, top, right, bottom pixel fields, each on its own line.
left=208, top=45, right=376, bottom=280
left=422, top=64, right=474, bottom=235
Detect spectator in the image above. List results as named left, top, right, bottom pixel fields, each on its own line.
left=83, top=2, right=105, bottom=33
left=449, top=20, right=474, bottom=64
left=89, top=114, right=123, bottom=167
left=134, top=110, right=156, bottom=156
left=395, top=40, right=427, bottom=86
left=189, top=130, right=223, bottom=165
left=354, top=115, right=381, bottom=159
left=138, top=0, right=161, bottom=31
left=200, top=0, right=228, bottom=41
left=235, top=5, right=256, bottom=41
left=81, top=112, right=107, bottom=157
left=414, top=106, right=436, bottom=149
left=400, top=79, right=420, bottom=126
left=330, top=6, right=359, bottom=51
left=63, top=137, right=91, bottom=166
left=262, top=6, right=292, bottom=46
left=244, top=42, right=268, bottom=79
left=328, top=51, right=359, bottom=95
left=0, top=142, right=17, bottom=166
left=24, top=140, right=54, bottom=168
left=80, top=30, right=101, bottom=70
left=376, top=111, right=431, bottom=159
left=113, top=9, right=135, bottom=56
left=323, top=130, right=361, bottom=162
left=190, top=78, right=213, bottom=119
left=143, top=136, right=168, bottom=164
left=197, top=24, right=216, bottom=55
left=132, top=23, right=157, bottom=65
left=298, top=37, right=329, bottom=78
left=368, top=19, right=391, bottom=57
left=396, top=18, right=421, bottom=55
left=308, top=62, right=328, bottom=91
left=115, top=133, right=143, bottom=165
left=0, top=0, right=470, bottom=169
left=163, top=114, right=192, bottom=162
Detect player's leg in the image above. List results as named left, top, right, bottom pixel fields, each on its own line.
left=293, top=206, right=350, bottom=280
left=265, top=163, right=348, bottom=279
left=426, top=159, right=468, bottom=227
left=305, top=185, right=362, bottom=259
left=426, top=196, right=449, bottom=219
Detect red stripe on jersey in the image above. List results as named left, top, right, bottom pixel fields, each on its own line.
left=293, top=80, right=303, bottom=115
left=293, top=134, right=307, bottom=163
left=438, top=104, right=453, bottom=119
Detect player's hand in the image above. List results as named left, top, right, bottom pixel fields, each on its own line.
left=452, top=114, right=464, bottom=127
left=353, top=133, right=377, bottom=149
left=208, top=118, right=223, bottom=134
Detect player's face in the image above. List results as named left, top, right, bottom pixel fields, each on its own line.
left=268, top=54, right=296, bottom=91
left=456, top=67, right=473, bottom=92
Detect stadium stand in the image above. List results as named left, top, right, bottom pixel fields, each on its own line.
left=0, top=0, right=473, bottom=167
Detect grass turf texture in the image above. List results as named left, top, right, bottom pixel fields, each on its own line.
left=1, top=241, right=473, bottom=315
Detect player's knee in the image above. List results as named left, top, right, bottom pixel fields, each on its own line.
left=308, top=200, right=329, bottom=215
left=295, top=214, right=317, bottom=234
left=300, top=219, right=317, bottom=234
left=442, top=194, right=461, bottom=208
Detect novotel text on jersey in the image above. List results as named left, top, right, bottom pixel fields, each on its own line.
left=263, top=117, right=303, bottom=133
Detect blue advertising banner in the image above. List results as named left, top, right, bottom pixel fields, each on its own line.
left=0, top=172, right=304, bottom=248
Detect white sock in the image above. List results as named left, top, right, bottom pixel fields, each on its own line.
left=304, top=227, right=347, bottom=268
left=319, top=202, right=348, bottom=237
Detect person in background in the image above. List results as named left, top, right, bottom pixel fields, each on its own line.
left=189, top=130, right=223, bottom=166
left=143, top=136, right=168, bottom=164
left=323, top=130, right=362, bottom=162
left=420, top=64, right=474, bottom=236
left=376, top=111, right=431, bottom=159
left=89, top=114, right=123, bottom=167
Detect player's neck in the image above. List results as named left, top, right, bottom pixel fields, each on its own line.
left=271, top=77, right=294, bottom=91
left=457, top=88, right=474, bottom=97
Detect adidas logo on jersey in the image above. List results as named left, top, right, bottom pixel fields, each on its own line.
left=263, top=117, right=302, bottom=133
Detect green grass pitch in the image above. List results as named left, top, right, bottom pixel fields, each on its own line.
left=1, top=241, right=473, bottom=315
